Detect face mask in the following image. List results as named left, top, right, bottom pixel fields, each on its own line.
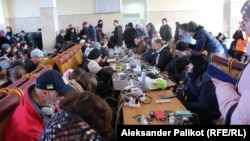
left=98, top=23, right=103, bottom=28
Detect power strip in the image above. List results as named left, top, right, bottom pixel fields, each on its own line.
left=124, top=102, right=140, bottom=108
left=155, top=99, right=171, bottom=104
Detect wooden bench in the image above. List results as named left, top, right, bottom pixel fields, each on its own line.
left=0, top=88, right=23, bottom=139
left=230, top=59, right=246, bottom=78
left=211, top=54, right=232, bottom=73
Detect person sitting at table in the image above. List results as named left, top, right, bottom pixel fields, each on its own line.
left=177, top=54, right=220, bottom=124
left=83, top=48, right=116, bottom=85
left=82, top=41, right=100, bottom=67
left=136, top=40, right=157, bottom=65
left=99, top=38, right=110, bottom=67
left=63, top=68, right=86, bottom=81
left=100, top=38, right=109, bottom=60
left=152, top=39, right=172, bottom=72
left=39, top=91, right=116, bottom=141
left=162, top=41, right=190, bottom=84
left=74, top=72, right=98, bottom=93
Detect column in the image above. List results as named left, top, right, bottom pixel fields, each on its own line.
left=40, top=0, right=58, bottom=51
left=224, top=0, right=245, bottom=39
left=144, top=0, right=148, bottom=25
left=0, top=0, right=5, bottom=30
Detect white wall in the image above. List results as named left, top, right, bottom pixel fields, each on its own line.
left=56, top=0, right=95, bottom=15
left=147, top=0, right=224, bottom=36
left=3, top=0, right=246, bottom=39
left=6, top=0, right=40, bottom=18
left=122, top=0, right=145, bottom=26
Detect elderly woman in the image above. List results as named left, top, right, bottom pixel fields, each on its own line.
left=212, top=1, right=250, bottom=124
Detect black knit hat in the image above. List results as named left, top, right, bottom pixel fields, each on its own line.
left=176, top=41, right=188, bottom=51
left=128, top=22, right=133, bottom=27
left=88, top=48, right=101, bottom=60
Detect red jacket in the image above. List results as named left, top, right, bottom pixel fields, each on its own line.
left=2, top=85, right=45, bottom=141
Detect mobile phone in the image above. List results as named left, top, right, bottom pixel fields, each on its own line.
left=160, top=93, right=177, bottom=99
left=133, top=115, right=152, bottom=123
left=133, top=114, right=142, bottom=121
left=164, top=110, right=173, bottom=118
left=153, top=110, right=166, bottom=121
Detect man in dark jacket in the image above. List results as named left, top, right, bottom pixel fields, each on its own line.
left=113, top=20, right=123, bottom=47
left=123, top=22, right=136, bottom=49
left=33, top=28, right=43, bottom=50
left=95, top=19, right=104, bottom=43
left=82, top=21, right=97, bottom=42
left=153, top=39, right=172, bottom=72
left=159, top=18, right=172, bottom=42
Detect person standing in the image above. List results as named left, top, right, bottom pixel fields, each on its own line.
left=113, top=20, right=123, bottom=47
left=123, top=22, right=136, bottom=49
left=82, top=21, right=97, bottom=42
left=95, top=19, right=104, bottom=43
left=33, top=28, right=43, bottom=50
left=5, top=26, right=14, bottom=41
left=159, top=18, right=172, bottom=42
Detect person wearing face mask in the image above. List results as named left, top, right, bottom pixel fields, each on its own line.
left=95, top=19, right=104, bottom=43
left=212, top=1, right=250, bottom=125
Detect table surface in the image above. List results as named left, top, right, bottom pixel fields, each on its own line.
left=122, top=89, right=187, bottom=125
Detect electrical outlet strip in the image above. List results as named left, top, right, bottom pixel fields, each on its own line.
left=124, top=102, right=140, bottom=108
left=155, top=99, right=171, bottom=104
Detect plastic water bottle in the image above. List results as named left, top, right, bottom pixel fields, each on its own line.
left=43, top=49, right=47, bottom=56
left=140, top=115, right=148, bottom=125
left=141, top=69, right=146, bottom=87
left=168, top=113, right=175, bottom=125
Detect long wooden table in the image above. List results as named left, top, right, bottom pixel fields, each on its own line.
left=122, top=89, right=187, bottom=125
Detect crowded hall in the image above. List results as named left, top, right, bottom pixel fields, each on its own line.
left=0, top=0, right=249, bottom=141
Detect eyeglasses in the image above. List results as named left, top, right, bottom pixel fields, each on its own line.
left=239, top=17, right=250, bottom=29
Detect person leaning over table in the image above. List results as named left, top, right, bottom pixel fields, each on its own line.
left=136, top=40, right=157, bottom=65
left=161, top=41, right=190, bottom=85
left=177, top=54, right=220, bottom=124
left=187, top=21, right=224, bottom=57
left=2, top=70, right=77, bottom=141
left=212, top=0, right=250, bottom=124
